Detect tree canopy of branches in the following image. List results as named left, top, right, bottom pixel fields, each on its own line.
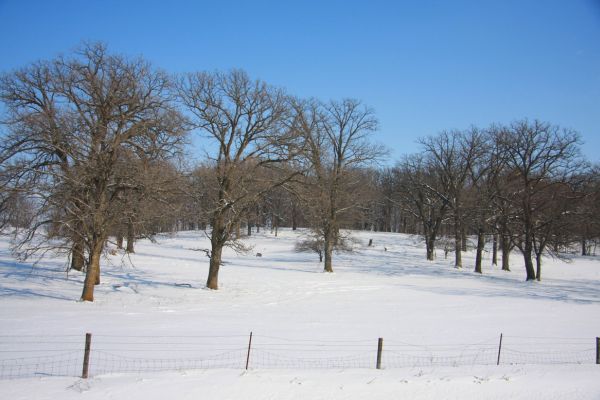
left=2, top=43, right=597, bottom=303
left=393, top=154, right=451, bottom=261
left=492, top=120, right=583, bottom=281
left=294, top=98, right=382, bottom=272
left=0, top=43, right=186, bottom=301
left=175, top=70, right=301, bottom=289
left=418, top=129, right=486, bottom=268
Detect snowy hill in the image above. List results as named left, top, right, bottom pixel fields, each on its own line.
left=1, top=229, right=600, bottom=399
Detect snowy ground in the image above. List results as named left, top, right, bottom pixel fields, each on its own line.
left=1, top=228, right=599, bottom=399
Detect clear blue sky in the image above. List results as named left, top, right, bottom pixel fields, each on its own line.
left=1, top=0, right=599, bottom=163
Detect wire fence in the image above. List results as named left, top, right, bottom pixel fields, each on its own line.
left=0, top=333, right=597, bottom=379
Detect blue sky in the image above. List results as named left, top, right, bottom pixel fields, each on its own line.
left=1, top=0, right=599, bottom=163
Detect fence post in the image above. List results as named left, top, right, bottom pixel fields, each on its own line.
left=82, top=333, right=92, bottom=378
left=376, top=337, right=383, bottom=369
left=596, top=337, right=599, bottom=365
left=245, top=331, right=253, bottom=370
left=497, top=333, right=503, bottom=366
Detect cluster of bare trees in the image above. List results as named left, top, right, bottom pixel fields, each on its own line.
left=367, top=122, right=598, bottom=281
left=1, top=44, right=598, bottom=301
left=0, top=44, right=383, bottom=299
left=0, top=44, right=187, bottom=301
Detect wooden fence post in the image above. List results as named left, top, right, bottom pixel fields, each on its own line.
left=497, top=333, right=503, bottom=366
left=246, top=331, right=253, bottom=370
left=596, top=337, right=599, bottom=365
left=82, top=333, right=92, bottom=378
left=376, top=337, right=383, bottom=369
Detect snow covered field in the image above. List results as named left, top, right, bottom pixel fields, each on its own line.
left=1, top=228, right=600, bottom=399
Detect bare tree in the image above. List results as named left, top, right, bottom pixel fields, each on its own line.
left=176, top=70, right=300, bottom=289
left=493, top=120, right=582, bottom=281
left=418, top=130, right=483, bottom=268
left=570, top=166, right=600, bottom=255
left=295, top=98, right=382, bottom=272
left=393, top=155, right=451, bottom=260
left=0, top=43, right=186, bottom=301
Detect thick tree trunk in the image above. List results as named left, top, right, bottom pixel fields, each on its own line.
left=581, top=238, right=587, bottom=256
left=70, top=239, right=85, bottom=272
left=207, top=214, right=226, bottom=290
left=474, top=227, right=484, bottom=274
left=126, top=219, right=135, bottom=253
left=323, top=235, right=334, bottom=272
left=492, top=234, right=498, bottom=266
left=426, top=236, right=435, bottom=261
left=206, top=244, right=222, bottom=289
left=501, top=234, right=511, bottom=271
left=454, top=221, right=462, bottom=268
left=535, top=253, right=542, bottom=281
left=523, top=234, right=536, bottom=281
left=81, top=240, right=103, bottom=302
left=247, top=222, right=252, bottom=236
left=116, top=235, right=124, bottom=250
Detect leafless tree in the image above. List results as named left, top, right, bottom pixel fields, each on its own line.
left=175, top=70, right=301, bottom=289
left=393, top=155, right=451, bottom=260
left=0, top=43, right=186, bottom=301
left=418, top=129, right=483, bottom=268
left=294, top=98, right=383, bottom=272
left=492, top=120, right=583, bottom=281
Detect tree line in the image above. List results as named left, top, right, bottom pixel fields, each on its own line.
left=1, top=43, right=598, bottom=301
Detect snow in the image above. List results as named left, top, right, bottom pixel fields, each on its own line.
left=1, top=228, right=600, bottom=399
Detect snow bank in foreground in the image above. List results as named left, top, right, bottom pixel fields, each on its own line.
left=2, top=366, right=600, bottom=400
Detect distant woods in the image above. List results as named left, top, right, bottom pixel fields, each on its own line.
left=1, top=43, right=598, bottom=301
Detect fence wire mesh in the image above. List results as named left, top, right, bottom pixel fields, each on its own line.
left=0, top=333, right=596, bottom=379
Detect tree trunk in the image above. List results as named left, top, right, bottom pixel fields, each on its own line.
left=247, top=222, right=252, bottom=236
left=126, top=219, right=135, bottom=253
left=291, top=202, right=298, bottom=231
left=461, top=226, right=467, bottom=252
left=535, top=253, right=542, bottom=281
left=116, top=235, right=124, bottom=250
left=206, top=244, right=222, bottom=289
left=81, top=239, right=103, bottom=302
left=454, top=211, right=463, bottom=268
left=426, top=236, right=435, bottom=261
left=492, top=234, right=498, bottom=266
left=70, top=239, right=85, bottom=272
left=523, top=232, right=536, bottom=280
left=323, top=233, right=334, bottom=272
left=501, top=234, right=511, bottom=271
left=454, top=232, right=462, bottom=268
left=474, top=227, right=484, bottom=274
left=581, top=238, right=587, bottom=256
left=207, top=214, right=225, bottom=290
